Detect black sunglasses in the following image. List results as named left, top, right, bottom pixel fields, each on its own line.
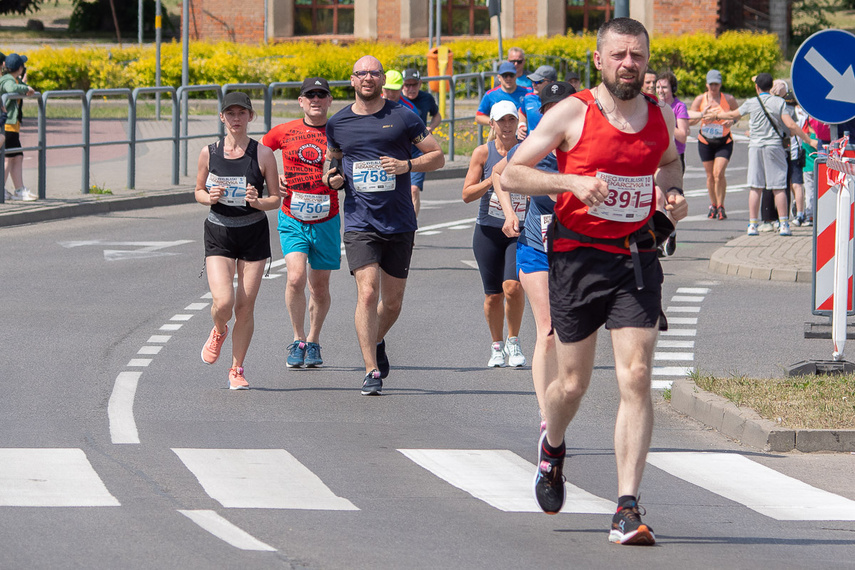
left=303, top=91, right=329, bottom=99
left=509, top=59, right=525, bottom=64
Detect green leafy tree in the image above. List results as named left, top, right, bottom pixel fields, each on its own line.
left=0, top=0, right=46, bottom=15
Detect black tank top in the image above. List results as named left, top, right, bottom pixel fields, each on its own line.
left=207, top=138, right=265, bottom=218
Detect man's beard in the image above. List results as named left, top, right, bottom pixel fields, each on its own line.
left=357, top=84, right=382, bottom=103
left=603, top=72, right=643, bottom=101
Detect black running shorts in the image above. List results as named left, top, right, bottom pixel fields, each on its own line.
left=3, top=131, right=22, bottom=156
left=472, top=223, right=519, bottom=294
left=697, top=138, right=733, bottom=163
left=343, top=230, right=415, bottom=279
left=548, top=246, right=666, bottom=344
left=204, top=217, right=271, bottom=262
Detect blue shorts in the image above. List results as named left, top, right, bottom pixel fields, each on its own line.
left=410, top=171, right=425, bottom=190
left=277, top=211, right=341, bottom=270
left=516, top=241, right=549, bottom=275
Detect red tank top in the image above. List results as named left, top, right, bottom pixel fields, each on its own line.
left=554, top=89, right=670, bottom=254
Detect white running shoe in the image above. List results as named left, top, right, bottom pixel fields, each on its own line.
left=488, top=341, right=505, bottom=367
left=12, top=187, right=37, bottom=201
left=505, top=336, right=526, bottom=367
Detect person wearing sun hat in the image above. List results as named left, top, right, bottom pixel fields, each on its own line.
left=0, top=53, right=36, bottom=201
left=463, top=99, right=527, bottom=369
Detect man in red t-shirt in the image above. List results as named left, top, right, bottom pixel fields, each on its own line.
left=502, top=18, right=687, bottom=546
left=262, top=77, right=340, bottom=369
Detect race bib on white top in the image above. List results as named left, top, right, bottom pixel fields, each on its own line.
left=540, top=213, right=553, bottom=249
left=290, top=191, right=331, bottom=221
left=487, top=192, right=527, bottom=221
left=587, top=172, right=653, bottom=222
left=701, top=123, right=724, bottom=139
left=352, top=160, right=395, bottom=192
left=207, top=173, right=246, bottom=207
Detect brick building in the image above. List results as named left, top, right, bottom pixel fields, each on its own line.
left=183, top=0, right=784, bottom=44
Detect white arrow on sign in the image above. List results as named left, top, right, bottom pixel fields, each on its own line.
left=804, top=47, right=855, bottom=104
left=59, top=240, right=194, bottom=261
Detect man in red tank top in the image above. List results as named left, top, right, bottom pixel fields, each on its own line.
left=502, top=18, right=687, bottom=546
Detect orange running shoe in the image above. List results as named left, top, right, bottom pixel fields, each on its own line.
left=201, top=325, right=228, bottom=364
left=229, top=367, right=249, bottom=390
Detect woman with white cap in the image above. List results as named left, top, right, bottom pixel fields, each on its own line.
left=689, top=69, right=738, bottom=220
left=195, top=92, right=281, bottom=390
left=462, top=100, right=527, bottom=368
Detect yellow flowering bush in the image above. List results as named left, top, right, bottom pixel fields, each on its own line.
left=9, top=31, right=780, bottom=98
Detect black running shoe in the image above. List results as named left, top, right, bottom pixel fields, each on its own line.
left=532, top=431, right=565, bottom=514
left=361, top=369, right=383, bottom=396
left=707, top=205, right=718, bottom=219
left=376, top=339, right=390, bottom=379
left=609, top=501, right=655, bottom=545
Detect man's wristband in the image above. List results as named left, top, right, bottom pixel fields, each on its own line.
left=666, top=186, right=684, bottom=196
left=406, top=159, right=412, bottom=173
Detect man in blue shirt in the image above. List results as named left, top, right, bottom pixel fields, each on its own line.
left=517, top=65, right=557, bottom=140
left=476, top=61, right=530, bottom=126
left=402, top=68, right=442, bottom=217
left=323, top=55, right=444, bottom=395
left=508, top=47, right=532, bottom=90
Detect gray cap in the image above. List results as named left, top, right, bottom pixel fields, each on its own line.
left=706, top=69, right=723, bottom=85
left=566, top=70, right=580, bottom=81
left=527, top=65, right=557, bottom=83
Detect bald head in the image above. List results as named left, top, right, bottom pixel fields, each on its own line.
left=353, top=55, right=384, bottom=74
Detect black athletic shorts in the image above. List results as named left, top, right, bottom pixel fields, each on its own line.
left=472, top=223, right=518, bottom=294
left=698, top=138, right=733, bottom=163
left=548, top=246, right=666, bottom=344
left=204, top=217, right=271, bottom=261
left=4, top=131, right=22, bottom=156
left=344, top=230, right=415, bottom=279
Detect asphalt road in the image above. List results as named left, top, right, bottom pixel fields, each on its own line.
left=1, top=138, right=854, bottom=569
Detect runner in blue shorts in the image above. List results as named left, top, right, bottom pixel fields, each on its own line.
left=262, top=77, right=341, bottom=370
left=492, top=81, right=574, bottom=428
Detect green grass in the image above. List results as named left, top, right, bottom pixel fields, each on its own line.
left=691, top=370, right=855, bottom=430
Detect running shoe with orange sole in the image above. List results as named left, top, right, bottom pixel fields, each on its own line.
left=229, top=366, right=249, bottom=390
left=609, top=501, right=656, bottom=545
left=201, top=325, right=228, bottom=364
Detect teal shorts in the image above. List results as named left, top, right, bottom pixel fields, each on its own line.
left=277, top=211, right=341, bottom=270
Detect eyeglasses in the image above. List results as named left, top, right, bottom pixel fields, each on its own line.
left=402, top=82, right=420, bottom=88
left=353, top=70, right=382, bottom=78
left=509, top=59, right=525, bottom=64
left=303, top=91, right=329, bottom=99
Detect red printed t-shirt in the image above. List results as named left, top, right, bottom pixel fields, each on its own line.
left=554, top=89, right=670, bottom=254
left=261, top=119, right=339, bottom=223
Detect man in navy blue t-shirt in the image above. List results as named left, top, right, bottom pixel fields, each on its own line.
left=323, top=55, right=444, bottom=395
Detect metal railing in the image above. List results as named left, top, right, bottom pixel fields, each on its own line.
left=0, top=64, right=592, bottom=202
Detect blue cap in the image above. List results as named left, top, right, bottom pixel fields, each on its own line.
left=5, top=53, right=27, bottom=72
left=498, top=61, right=517, bottom=75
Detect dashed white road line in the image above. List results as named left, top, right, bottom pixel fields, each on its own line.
left=159, top=323, right=183, bottom=331
left=667, top=317, right=698, bottom=325
left=109, top=371, right=142, bottom=444
left=127, top=359, right=152, bottom=367
left=138, top=346, right=163, bottom=355
left=178, top=510, right=276, bottom=552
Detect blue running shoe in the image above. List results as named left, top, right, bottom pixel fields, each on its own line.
left=533, top=430, right=566, bottom=514
left=304, top=342, right=323, bottom=367
left=361, top=369, right=383, bottom=395
left=376, top=339, right=390, bottom=379
left=286, top=341, right=306, bottom=368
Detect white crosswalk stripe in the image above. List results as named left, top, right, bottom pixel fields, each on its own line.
left=399, top=449, right=615, bottom=514
left=172, top=448, right=358, bottom=510
left=647, top=452, right=855, bottom=521
left=0, top=448, right=120, bottom=507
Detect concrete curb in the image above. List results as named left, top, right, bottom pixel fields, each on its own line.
left=670, top=377, right=855, bottom=453
left=708, top=236, right=813, bottom=283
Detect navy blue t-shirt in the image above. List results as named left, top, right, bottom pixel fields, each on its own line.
left=506, top=144, right=558, bottom=252
left=326, top=100, right=429, bottom=234
left=405, top=91, right=439, bottom=126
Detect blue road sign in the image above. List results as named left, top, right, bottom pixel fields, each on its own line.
left=791, top=29, right=855, bottom=125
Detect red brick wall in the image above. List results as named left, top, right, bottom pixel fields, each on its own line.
left=515, top=0, right=538, bottom=37
left=182, top=0, right=266, bottom=43
left=655, top=0, right=718, bottom=35
left=377, top=0, right=401, bottom=41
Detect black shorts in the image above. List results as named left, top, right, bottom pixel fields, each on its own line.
left=789, top=157, right=804, bottom=185
left=4, top=131, right=22, bottom=156
left=548, top=247, right=666, bottom=344
left=698, top=138, right=733, bottom=163
left=472, top=223, right=518, bottom=294
left=204, top=218, right=271, bottom=261
left=344, top=230, right=415, bottom=279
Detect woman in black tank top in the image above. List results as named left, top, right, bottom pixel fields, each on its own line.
left=194, top=92, right=281, bottom=390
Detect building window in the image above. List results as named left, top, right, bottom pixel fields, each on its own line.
left=441, top=0, right=490, bottom=36
left=566, top=0, right=612, bottom=33
left=294, top=0, right=355, bottom=35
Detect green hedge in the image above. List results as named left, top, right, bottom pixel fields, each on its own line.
left=5, top=31, right=779, bottom=98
